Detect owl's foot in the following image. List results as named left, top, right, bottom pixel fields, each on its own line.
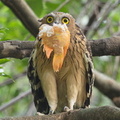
left=49, top=110, right=54, bottom=115
left=49, top=109, right=55, bottom=115
left=64, top=106, right=72, bottom=112
left=36, top=110, right=54, bottom=115
left=36, top=112, right=45, bottom=116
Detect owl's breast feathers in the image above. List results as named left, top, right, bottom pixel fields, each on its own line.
left=27, top=21, right=94, bottom=114
left=72, top=24, right=94, bottom=107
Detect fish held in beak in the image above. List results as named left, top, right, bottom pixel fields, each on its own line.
left=38, top=23, right=70, bottom=72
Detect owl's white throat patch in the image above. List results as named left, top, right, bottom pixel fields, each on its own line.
left=53, top=23, right=68, bottom=31
left=39, top=24, right=54, bottom=37
left=38, top=23, right=68, bottom=38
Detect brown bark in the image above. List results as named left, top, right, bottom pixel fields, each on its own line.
left=0, top=41, right=34, bottom=59
left=89, top=36, right=120, bottom=56
left=1, top=106, right=120, bottom=120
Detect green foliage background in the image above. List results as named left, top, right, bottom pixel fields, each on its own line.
left=0, top=0, right=120, bottom=118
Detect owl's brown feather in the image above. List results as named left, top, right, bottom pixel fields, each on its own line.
left=27, top=12, right=94, bottom=114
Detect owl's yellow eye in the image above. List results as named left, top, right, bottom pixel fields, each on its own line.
left=46, top=16, right=54, bottom=23
left=62, top=17, right=69, bottom=24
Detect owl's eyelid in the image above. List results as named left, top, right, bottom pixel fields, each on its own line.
left=62, top=16, right=69, bottom=20
left=38, top=18, right=43, bottom=22
left=47, top=15, right=54, bottom=19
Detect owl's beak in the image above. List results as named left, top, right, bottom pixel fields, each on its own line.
left=54, top=21, right=59, bottom=24
left=39, top=24, right=70, bottom=72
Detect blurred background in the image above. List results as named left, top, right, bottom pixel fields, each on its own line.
left=0, top=0, right=120, bottom=118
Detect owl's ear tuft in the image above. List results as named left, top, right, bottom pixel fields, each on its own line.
left=38, top=18, right=43, bottom=22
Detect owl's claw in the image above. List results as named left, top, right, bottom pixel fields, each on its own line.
left=36, top=112, right=45, bottom=116
left=49, top=109, right=54, bottom=115
left=36, top=110, right=54, bottom=115
left=64, top=106, right=71, bottom=112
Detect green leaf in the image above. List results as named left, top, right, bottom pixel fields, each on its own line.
left=0, top=59, right=10, bottom=64
left=0, top=72, right=12, bottom=78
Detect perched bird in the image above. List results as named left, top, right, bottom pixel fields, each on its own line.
left=27, top=12, right=94, bottom=115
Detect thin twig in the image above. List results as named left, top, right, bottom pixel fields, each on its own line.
left=86, top=0, right=120, bottom=38
left=76, top=0, right=97, bottom=28
left=0, top=89, right=31, bottom=111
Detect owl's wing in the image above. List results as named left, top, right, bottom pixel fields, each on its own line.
left=75, top=24, right=94, bottom=107
left=27, top=51, right=50, bottom=114
left=84, top=50, right=94, bottom=107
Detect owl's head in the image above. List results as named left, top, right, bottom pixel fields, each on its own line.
left=38, top=12, right=76, bottom=33
left=38, top=12, right=76, bottom=72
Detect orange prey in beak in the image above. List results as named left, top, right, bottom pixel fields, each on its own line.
left=39, top=23, right=70, bottom=72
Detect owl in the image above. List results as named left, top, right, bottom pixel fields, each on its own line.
left=27, top=12, right=94, bottom=115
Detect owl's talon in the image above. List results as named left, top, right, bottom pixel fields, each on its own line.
left=49, top=110, right=54, bottom=115
left=64, top=106, right=71, bottom=112
left=36, top=112, right=45, bottom=116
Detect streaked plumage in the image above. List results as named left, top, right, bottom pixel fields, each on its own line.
left=27, top=12, right=94, bottom=114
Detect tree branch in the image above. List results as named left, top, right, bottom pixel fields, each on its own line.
left=83, top=1, right=105, bottom=35
left=89, top=36, right=120, bottom=56
left=1, top=0, right=39, bottom=37
left=0, top=36, right=120, bottom=59
left=0, top=40, right=34, bottom=59
left=86, top=0, right=120, bottom=37
left=1, top=106, right=120, bottom=120
left=0, top=89, right=31, bottom=111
